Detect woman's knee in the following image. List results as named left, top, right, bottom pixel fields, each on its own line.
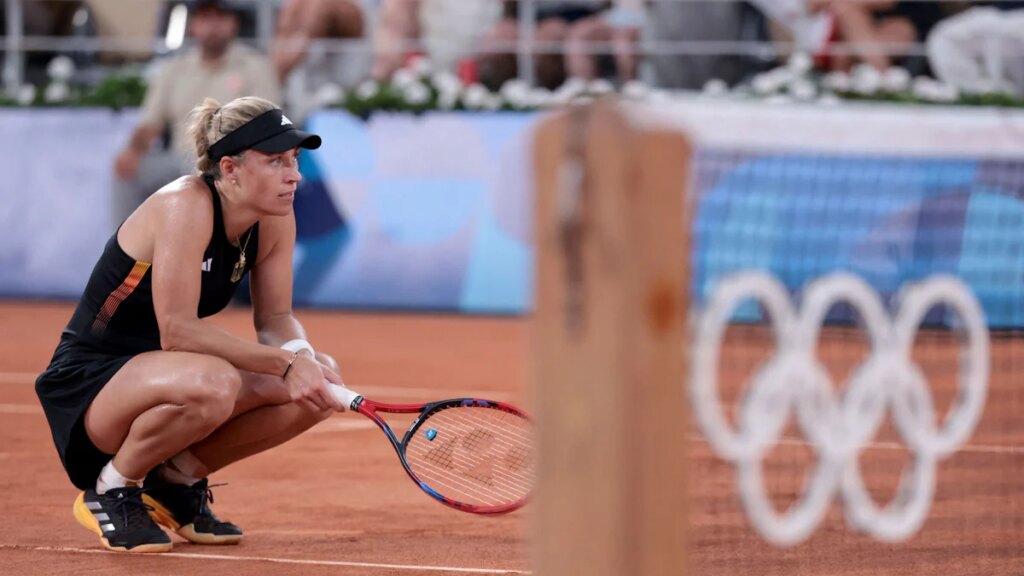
left=296, top=399, right=334, bottom=426
left=175, top=357, right=242, bottom=424
left=315, top=351, right=340, bottom=373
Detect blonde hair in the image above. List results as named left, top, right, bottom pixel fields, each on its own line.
left=187, top=96, right=278, bottom=177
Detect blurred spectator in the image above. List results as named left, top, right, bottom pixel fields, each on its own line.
left=476, top=1, right=609, bottom=90
left=749, top=0, right=834, bottom=57
left=927, top=3, right=1024, bottom=96
left=646, top=1, right=769, bottom=90
left=808, top=1, right=944, bottom=71
left=563, top=1, right=649, bottom=82
left=274, top=0, right=366, bottom=120
left=86, top=0, right=165, bottom=65
left=272, top=0, right=365, bottom=82
left=1, top=1, right=80, bottom=84
left=112, top=0, right=280, bottom=224
left=373, top=0, right=502, bottom=81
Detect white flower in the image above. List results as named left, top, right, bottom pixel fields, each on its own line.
left=46, top=56, right=75, bottom=82
left=432, top=72, right=463, bottom=109
left=647, top=88, right=671, bottom=103
left=16, top=84, right=36, bottom=106
left=438, top=90, right=459, bottom=110
left=462, top=83, right=489, bottom=109
left=407, top=56, right=433, bottom=78
left=403, top=81, right=431, bottom=105
left=527, top=87, right=552, bottom=108
left=765, top=67, right=794, bottom=86
left=500, top=79, right=531, bottom=107
left=312, top=82, right=344, bottom=108
left=355, top=79, right=380, bottom=100
left=702, top=78, right=729, bottom=97
left=430, top=71, right=462, bottom=94
left=44, top=82, right=69, bottom=103
left=931, top=81, right=960, bottom=103
left=554, top=77, right=587, bottom=102
left=851, top=64, right=882, bottom=95
left=391, top=68, right=416, bottom=90
left=621, top=80, right=650, bottom=100
left=912, top=77, right=958, bottom=102
left=587, top=79, right=614, bottom=95
left=436, top=84, right=460, bottom=109
left=787, top=52, right=814, bottom=76
left=751, top=72, right=782, bottom=96
left=482, top=93, right=503, bottom=111
left=823, top=71, right=851, bottom=93
left=788, top=78, right=817, bottom=101
left=817, top=92, right=842, bottom=106
left=550, top=91, right=573, bottom=106
left=881, top=67, right=911, bottom=93
left=911, top=77, right=937, bottom=100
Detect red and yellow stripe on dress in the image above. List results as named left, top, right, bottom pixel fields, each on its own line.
left=90, top=261, right=151, bottom=335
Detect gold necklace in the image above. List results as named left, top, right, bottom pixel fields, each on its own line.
left=230, top=227, right=254, bottom=283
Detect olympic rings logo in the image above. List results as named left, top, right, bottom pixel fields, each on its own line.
left=691, top=272, right=989, bottom=546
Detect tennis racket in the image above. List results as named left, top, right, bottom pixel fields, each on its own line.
left=327, top=383, right=533, bottom=514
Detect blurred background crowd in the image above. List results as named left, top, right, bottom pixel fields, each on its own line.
left=3, top=0, right=1023, bottom=220
left=4, top=0, right=1023, bottom=102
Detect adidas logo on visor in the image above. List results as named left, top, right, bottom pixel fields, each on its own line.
left=281, top=115, right=293, bottom=126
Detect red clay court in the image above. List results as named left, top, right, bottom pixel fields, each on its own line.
left=1, top=302, right=1022, bottom=575
left=0, top=303, right=530, bottom=576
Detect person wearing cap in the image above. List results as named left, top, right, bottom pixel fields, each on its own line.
left=36, top=95, right=344, bottom=553
left=112, top=0, right=281, bottom=227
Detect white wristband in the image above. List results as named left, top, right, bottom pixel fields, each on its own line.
left=281, top=338, right=315, bottom=356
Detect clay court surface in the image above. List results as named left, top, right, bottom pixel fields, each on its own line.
left=0, top=302, right=530, bottom=576
left=0, top=302, right=1021, bottom=575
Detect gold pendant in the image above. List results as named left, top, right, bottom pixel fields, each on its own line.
left=230, top=253, right=246, bottom=283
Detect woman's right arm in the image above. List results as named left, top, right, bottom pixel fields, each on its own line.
left=145, top=183, right=342, bottom=411
left=148, top=184, right=296, bottom=378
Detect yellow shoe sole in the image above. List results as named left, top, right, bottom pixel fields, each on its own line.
left=142, top=493, right=243, bottom=545
left=72, top=492, right=172, bottom=553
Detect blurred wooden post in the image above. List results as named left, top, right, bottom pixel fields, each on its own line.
left=532, top=99, right=691, bottom=576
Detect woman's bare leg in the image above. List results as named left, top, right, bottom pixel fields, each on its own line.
left=187, top=370, right=333, bottom=474
left=88, top=349, right=341, bottom=483
left=84, top=351, right=242, bottom=480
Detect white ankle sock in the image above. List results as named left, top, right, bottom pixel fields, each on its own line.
left=158, top=450, right=205, bottom=486
left=95, top=460, right=143, bottom=495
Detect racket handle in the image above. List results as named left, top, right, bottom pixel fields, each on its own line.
left=327, top=383, right=362, bottom=411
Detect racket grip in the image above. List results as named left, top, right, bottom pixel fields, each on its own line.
left=327, top=383, right=362, bottom=411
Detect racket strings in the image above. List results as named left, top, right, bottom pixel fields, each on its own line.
left=405, top=406, right=534, bottom=507
left=407, top=425, right=531, bottom=496
left=413, top=413, right=534, bottom=485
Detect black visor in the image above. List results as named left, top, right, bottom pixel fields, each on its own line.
left=208, top=108, right=321, bottom=161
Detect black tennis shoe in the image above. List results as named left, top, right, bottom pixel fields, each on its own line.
left=142, top=475, right=243, bottom=545
left=73, top=487, right=172, bottom=553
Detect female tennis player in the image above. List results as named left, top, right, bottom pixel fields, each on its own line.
left=35, top=96, right=346, bottom=553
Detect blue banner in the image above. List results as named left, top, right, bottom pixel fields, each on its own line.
left=3, top=108, right=1024, bottom=328
left=693, top=151, right=1024, bottom=328
left=294, top=111, right=537, bottom=313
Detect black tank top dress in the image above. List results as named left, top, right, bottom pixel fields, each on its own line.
left=35, top=176, right=259, bottom=489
